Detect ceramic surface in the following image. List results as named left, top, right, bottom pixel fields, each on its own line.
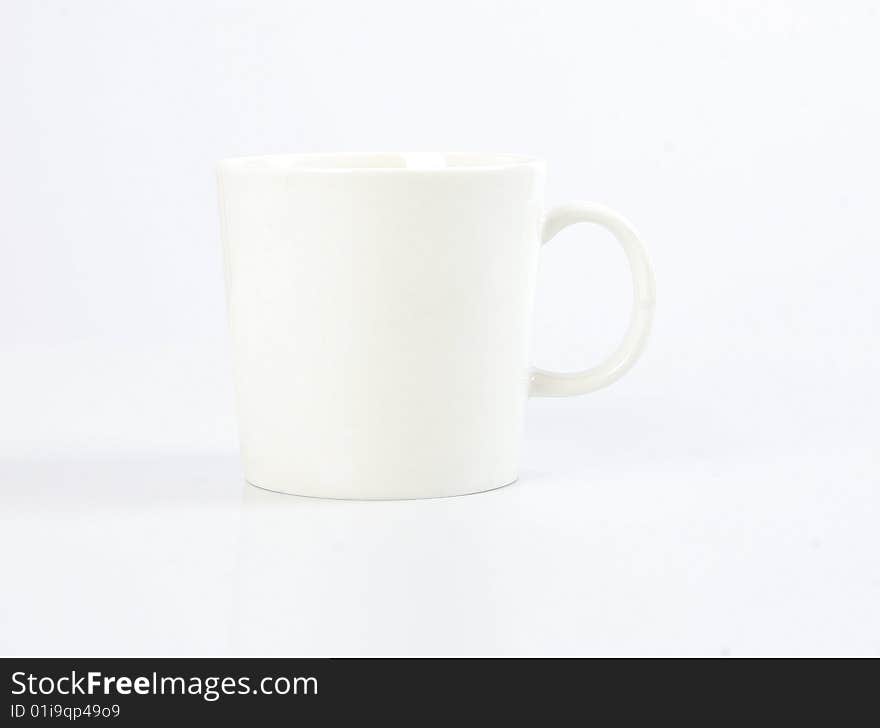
left=217, top=153, right=654, bottom=498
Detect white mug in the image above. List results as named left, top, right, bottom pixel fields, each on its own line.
left=217, top=153, right=655, bottom=499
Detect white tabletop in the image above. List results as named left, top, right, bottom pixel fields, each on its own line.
left=3, top=395, right=876, bottom=657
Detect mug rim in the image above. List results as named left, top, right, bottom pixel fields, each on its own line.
left=217, top=152, right=543, bottom=174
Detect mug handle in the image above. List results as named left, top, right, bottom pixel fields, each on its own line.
left=530, top=202, right=656, bottom=397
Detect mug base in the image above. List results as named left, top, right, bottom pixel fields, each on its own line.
left=244, top=477, right=517, bottom=501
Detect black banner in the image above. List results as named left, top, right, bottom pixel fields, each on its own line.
left=3, top=657, right=870, bottom=724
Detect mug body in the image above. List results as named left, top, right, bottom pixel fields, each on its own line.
left=217, top=153, right=544, bottom=499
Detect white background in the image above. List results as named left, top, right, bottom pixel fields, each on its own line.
left=1, top=0, right=877, bottom=655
